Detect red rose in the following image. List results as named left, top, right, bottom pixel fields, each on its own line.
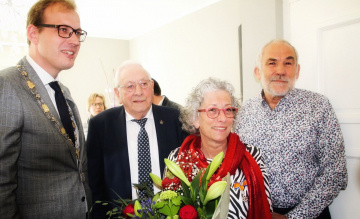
left=179, top=205, right=198, bottom=219
left=122, top=203, right=135, bottom=218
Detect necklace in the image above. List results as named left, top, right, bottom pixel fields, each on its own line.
left=17, top=65, right=80, bottom=159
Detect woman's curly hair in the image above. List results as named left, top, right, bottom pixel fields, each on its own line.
left=180, top=77, right=241, bottom=134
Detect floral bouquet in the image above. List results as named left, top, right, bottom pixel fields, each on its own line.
left=91, top=152, right=229, bottom=219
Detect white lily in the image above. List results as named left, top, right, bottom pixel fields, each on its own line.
left=203, top=181, right=227, bottom=205
left=164, top=159, right=191, bottom=187
left=206, top=151, right=224, bottom=181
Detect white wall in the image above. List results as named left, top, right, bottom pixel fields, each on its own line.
left=129, top=0, right=242, bottom=106
left=240, top=0, right=283, bottom=101
left=61, top=37, right=129, bottom=122
left=0, top=0, right=279, bottom=123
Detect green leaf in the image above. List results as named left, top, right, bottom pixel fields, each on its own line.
left=158, top=205, right=171, bottom=216
left=152, top=192, right=160, bottom=202
left=180, top=196, right=193, bottom=206
left=154, top=201, right=166, bottom=209
left=199, top=166, right=211, bottom=204
left=205, top=199, right=218, bottom=219
left=169, top=205, right=180, bottom=216
left=180, top=179, right=191, bottom=199
left=127, top=213, right=135, bottom=217
left=111, top=188, right=131, bottom=206
left=197, top=207, right=207, bottom=219
left=172, top=196, right=182, bottom=206
left=191, top=170, right=201, bottom=199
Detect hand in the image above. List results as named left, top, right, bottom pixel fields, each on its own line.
left=272, top=212, right=288, bottom=219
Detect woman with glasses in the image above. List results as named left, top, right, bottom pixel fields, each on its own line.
left=88, top=93, right=107, bottom=118
left=84, top=93, right=107, bottom=138
left=164, top=78, right=272, bottom=219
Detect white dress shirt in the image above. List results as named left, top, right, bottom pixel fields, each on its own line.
left=125, top=106, right=161, bottom=199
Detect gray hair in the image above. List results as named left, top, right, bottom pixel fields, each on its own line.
left=256, top=39, right=299, bottom=70
left=114, top=60, right=151, bottom=88
left=180, top=77, right=241, bottom=134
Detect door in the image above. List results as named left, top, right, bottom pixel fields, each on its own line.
left=283, top=0, right=360, bottom=218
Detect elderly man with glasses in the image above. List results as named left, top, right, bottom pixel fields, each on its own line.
left=86, top=60, right=188, bottom=218
left=0, top=0, right=90, bottom=218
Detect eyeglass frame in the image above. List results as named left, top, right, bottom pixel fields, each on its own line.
left=198, top=107, right=238, bottom=119
left=118, top=80, right=153, bottom=93
left=37, top=24, right=87, bottom=42
left=91, top=102, right=104, bottom=107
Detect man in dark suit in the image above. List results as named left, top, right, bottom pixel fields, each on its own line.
left=87, top=61, right=188, bottom=217
left=0, top=0, right=91, bottom=218
left=152, top=78, right=182, bottom=111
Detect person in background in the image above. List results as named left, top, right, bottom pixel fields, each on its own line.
left=152, top=78, right=182, bottom=111
left=83, top=93, right=107, bottom=138
left=86, top=61, right=188, bottom=218
left=0, top=0, right=91, bottom=218
left=164, top=78, right=272, bottom=219
left=236, top=39, right=347, bottom=219
left=88, top=93, right=107, bottom=118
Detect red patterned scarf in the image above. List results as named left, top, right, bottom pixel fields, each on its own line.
left=177, top=133, right=271, bottom=219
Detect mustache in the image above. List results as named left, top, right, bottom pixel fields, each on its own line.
left=270, top=76, right=290, bottom=82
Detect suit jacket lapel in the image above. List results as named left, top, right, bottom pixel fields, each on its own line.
left=152, top=104, right=168, bottom=174
left=61, top=83, right=84, bottom=141
left=60, top=84, right=86, bottom=163
left=17, top=57, right=75, bottom=151
left=111, top=107, right=132, bottom=194
left=18, top=58, right=61, bottom=122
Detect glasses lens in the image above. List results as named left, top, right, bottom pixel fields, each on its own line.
left=224, top=107, right=237, bottom=118
left=58, top=25, right=72, bottom=38
left=58, top=25, right=87, bottom=42
left=124, top=82, right=135, bottom=92
left=92, top=103, right=103, bottom=107
left=77, top=30, right=87, bottom=42
left=207, top=108, right=219, bottom=118
left=139, top=80, right=150, bottom=89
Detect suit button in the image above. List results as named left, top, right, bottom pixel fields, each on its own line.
left=81, top=196, right=86, bottom=202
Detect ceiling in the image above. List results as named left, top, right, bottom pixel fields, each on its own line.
left=1, top=0, right=220, bottom=40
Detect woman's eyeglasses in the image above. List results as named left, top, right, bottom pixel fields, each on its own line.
left=198, top=107, right=238, bottom=119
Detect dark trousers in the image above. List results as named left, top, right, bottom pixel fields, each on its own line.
left=273, top=206, right=331, bottom=219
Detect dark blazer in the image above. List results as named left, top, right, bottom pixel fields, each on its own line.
left=86, top=104, right=188, bottom=216
left=162, top=95, right=182, bottom=111
left=0, top=57, right=91, bottom=219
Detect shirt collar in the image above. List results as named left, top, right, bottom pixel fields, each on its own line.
left=158, top=96, right=165, bottom=105
left=26, top=55, right=59, bottom=86
left=260, top=88, right=298, bottom=108
left=125, top=105, right=154, bottom=121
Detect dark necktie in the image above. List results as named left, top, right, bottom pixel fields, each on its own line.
left=49, top=81, right=75, bottom=145
left=132, top=118, right=153, bottom=198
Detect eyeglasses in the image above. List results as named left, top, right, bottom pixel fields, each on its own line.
left=198, top=107, right=238, bottom=119
left=119, top=80, right=152, bottom=93
left=38, top=24, right=87, bottom=42
left=91, top=103, right=104, bottom=107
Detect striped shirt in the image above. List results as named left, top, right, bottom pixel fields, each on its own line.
left=167, top=143, right=272, bottom=219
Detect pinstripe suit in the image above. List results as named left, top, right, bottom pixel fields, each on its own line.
left=0, top=57, right=91, bottom=219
